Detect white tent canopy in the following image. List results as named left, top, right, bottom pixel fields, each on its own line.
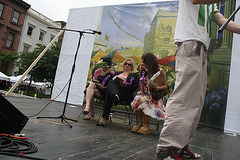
left=9, top=75, right=28, bottom=83
left=0, top=72, right=10, bottom=81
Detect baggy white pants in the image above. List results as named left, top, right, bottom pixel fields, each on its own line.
left=157, top=41, right=207, bottom=151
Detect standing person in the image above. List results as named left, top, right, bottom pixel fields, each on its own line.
left=83, top=56, right=114, bottom=120
left=156, top=0, right=240, bottom=160
left=131, top=52, right=168, bottom=135
left=96, top=58, right=140, bottom=126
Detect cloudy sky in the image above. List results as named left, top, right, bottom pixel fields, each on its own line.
left=23, top=0, right=176, bottom=22
left=99, top=2, right=178, bottom=48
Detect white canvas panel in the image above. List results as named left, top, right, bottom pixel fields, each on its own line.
left=51, top=7, right=101, bottom=105
left=224, top=0, right=240, bottom=135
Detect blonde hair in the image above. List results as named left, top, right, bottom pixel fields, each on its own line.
left=122, top=58, right=135, bottom=72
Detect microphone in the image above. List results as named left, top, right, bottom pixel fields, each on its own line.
left=90, top=29, right=102, bottom=35
left=48, top=26, right=61, bottom=30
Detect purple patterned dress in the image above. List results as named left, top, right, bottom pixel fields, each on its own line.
left=131, top=76, right=165, bottom=120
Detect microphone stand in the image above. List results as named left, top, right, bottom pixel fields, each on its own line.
left=218, top=5, right=240, bottom=33
left=37, top=27, right=98, bottom=128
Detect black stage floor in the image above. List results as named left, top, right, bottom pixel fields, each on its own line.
left=1, top=92, right=240, bottom=160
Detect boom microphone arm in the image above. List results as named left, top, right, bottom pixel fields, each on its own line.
left=47, top=27, right=101, bottom=35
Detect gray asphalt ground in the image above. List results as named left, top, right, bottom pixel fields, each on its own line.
left=0, top=90, right=240, bottom=160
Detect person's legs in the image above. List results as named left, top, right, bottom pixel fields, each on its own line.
left=156, top=41, right=206, bottom=158
left=131, top=110, right=143, bottom=132
left=84, top=87, right=103, bottom=120
left=84, top=83, right=95, bottom=113
left=97, top=93, right=113, bottom=125
left=189, top=44, right=207, bottom=139
left=108, top=80, right=120, bottom=104
left=83, top=95, right=95, bottom=120
left=143, top=113, right=150, bottom=129
left=137, top=113, right=150, bottom=135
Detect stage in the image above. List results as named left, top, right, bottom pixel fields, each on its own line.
left=0, top=91, right=240, bottom=160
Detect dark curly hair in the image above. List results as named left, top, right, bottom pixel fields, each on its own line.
left=142, top=52, right=159, bottom=75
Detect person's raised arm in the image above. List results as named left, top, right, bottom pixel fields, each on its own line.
left=213, top=11, right=240, bottom=34
left=191, top=0, right=226, bottom=4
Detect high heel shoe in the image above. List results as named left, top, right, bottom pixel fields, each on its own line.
left=83, top=107, right=90, bottom=115
left=96, top=118, right=107, bottom=126
left=83, top=112, right=94, bottom=120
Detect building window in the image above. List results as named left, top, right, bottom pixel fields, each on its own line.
left=0, top=3, right=4, bottom=17
left=12, top=11, right=20, bottom=24
left=27, top=25, right=34, bottom=36
left=6, top=32, right=15, bottom=48
left=23, top=44, right=31, bottom=53
left=39, top=30, right=46, bottom=41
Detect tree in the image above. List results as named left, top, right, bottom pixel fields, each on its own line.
left=15, top=39, right=62, bottom=95
left=0, top=51, right=18, bottom=75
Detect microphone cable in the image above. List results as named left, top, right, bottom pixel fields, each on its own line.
left=28, top=79, right=70, bottom=117
left=0, top=134, right=46, bottom=160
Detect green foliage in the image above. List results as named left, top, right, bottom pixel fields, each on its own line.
left=204, top=89, right=227, bottom=112
left=0, top=51, right=18, bottom=75
left=15, top=39, right=62, bottom=85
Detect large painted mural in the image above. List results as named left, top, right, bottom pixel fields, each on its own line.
left=86, top=0, right=236, bottom=129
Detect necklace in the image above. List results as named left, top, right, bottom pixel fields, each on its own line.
left=101, top=68, right=109, bottom=74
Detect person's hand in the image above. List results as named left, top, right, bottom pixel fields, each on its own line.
left=96, top=83, right=106, bottom=89
left=122, top=81, right=127, bottom=87
left=149, top=81, right=158, bottom=90
left=101, top=86, right=107, bottom=89
left=118, top=81, right=127, bottom=88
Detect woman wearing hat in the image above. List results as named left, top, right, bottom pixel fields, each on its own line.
left=83, top=56, right=114, bottom=120
left=97, top=58, right=140, bottom=126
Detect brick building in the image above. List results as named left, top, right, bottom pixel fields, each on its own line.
left=0, top=0, right=30, bottom=73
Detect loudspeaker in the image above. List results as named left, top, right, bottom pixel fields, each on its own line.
left=0, top=94, right=29, bottom=134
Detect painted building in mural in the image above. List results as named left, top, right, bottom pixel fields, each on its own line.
left=92, top=7, right=107, bottom=53
left=200, top=0, right=236, bottom=129
left=144, top=10, right=177, bottom=58
left=84, top=1, right=237, bottom=130
left=209, top=0, right=236, bottom=92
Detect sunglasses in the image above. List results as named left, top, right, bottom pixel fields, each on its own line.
left=124, top=62, right=132, bottom=66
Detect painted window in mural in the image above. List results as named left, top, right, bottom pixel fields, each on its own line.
left=87, top=1, right=235, bottom=130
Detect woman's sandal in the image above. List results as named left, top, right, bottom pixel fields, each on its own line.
left=131, top=125, right=141, bottom=133
left=83, top=112, right=94, bottom=120
left=137, top=127, right=150, bottom=135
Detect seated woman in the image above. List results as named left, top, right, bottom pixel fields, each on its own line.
left=97, top=58, right=140, bottom=126
left=83, top=56, right=114, bottom=120
left=131, top=52, right=168, bottom=135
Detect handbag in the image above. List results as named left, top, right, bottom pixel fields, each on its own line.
left=151, top=85, right=170, bottom=100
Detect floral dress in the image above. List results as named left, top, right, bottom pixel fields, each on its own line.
left=131, top=75, right=165, bottom=120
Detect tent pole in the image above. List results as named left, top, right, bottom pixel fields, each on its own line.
left=5, top=26, right=65, bottom=96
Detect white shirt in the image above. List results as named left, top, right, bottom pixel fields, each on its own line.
left=174, top=0, right=218, bottom=49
